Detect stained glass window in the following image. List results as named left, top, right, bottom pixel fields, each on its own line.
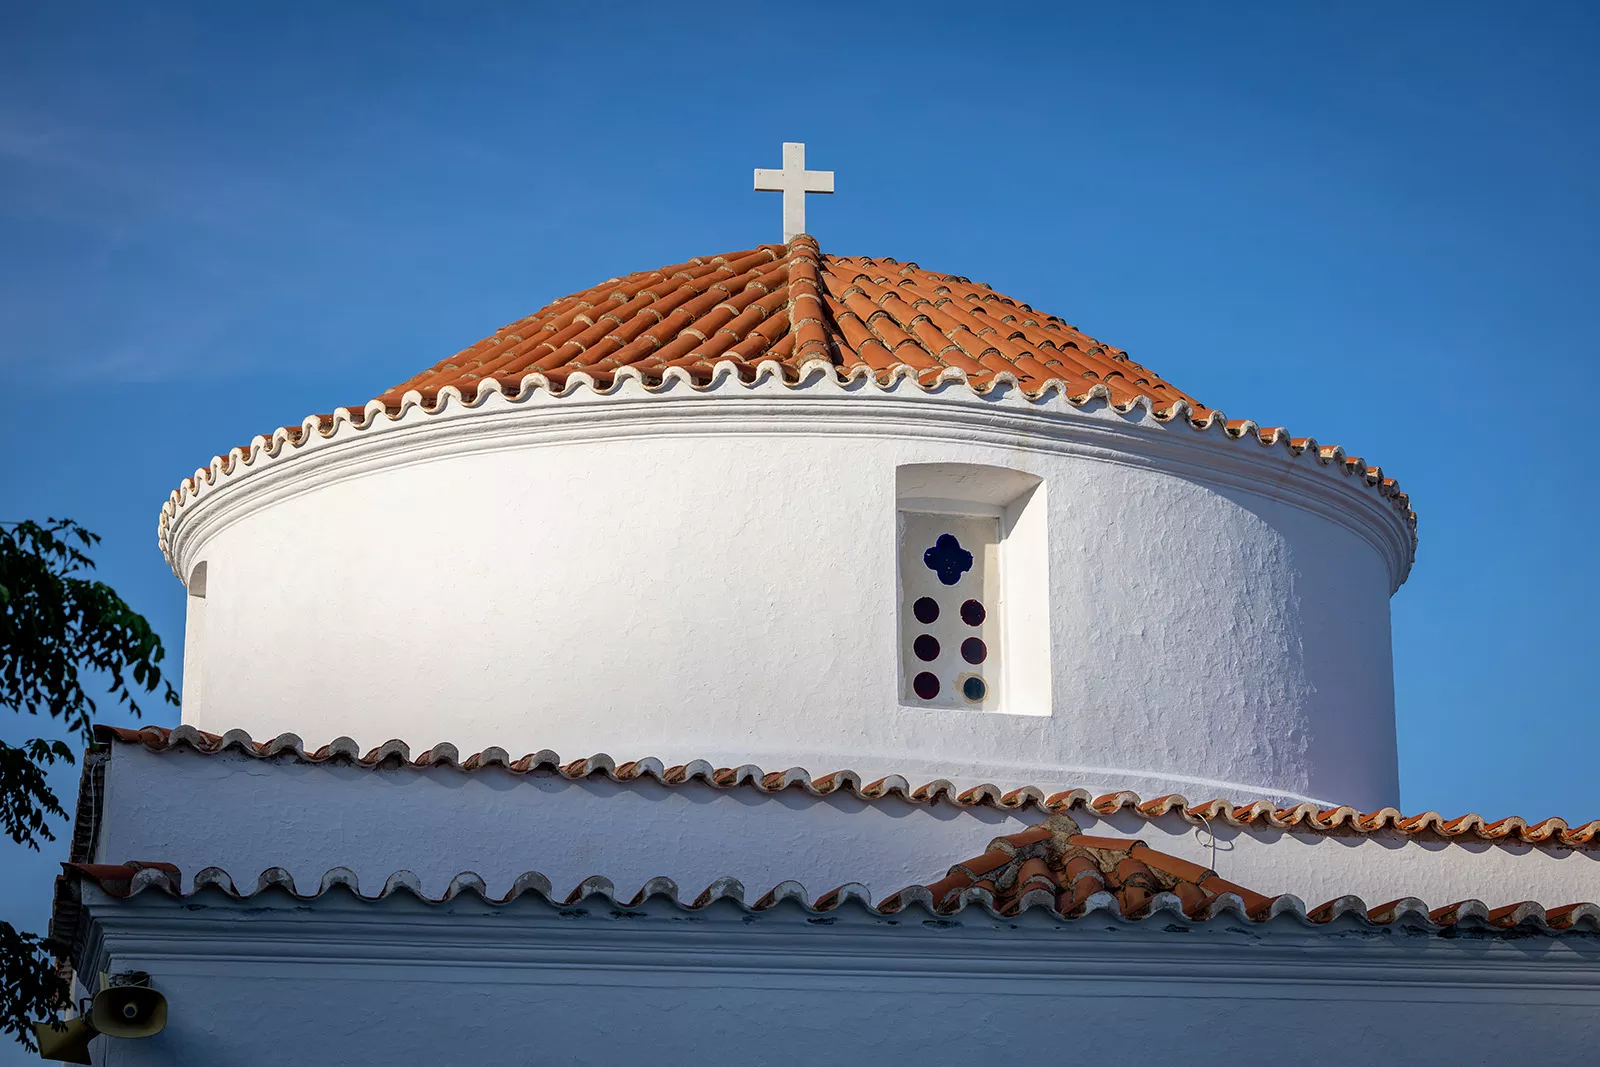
left=898, top=511, right=1001, bottom=709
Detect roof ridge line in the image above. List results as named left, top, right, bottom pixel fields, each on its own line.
left=785, top=234, right=834, bottom=368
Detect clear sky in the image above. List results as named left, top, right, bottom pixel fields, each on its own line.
left=1, top=4, right=1596, bottom=1047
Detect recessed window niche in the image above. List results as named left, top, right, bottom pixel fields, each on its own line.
left=896, top=463, right=1050, bottom=716
left=182, top=561, right=208, bottom=718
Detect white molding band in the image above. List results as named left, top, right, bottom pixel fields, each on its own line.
left=160, top=361, right=1417, bottom=594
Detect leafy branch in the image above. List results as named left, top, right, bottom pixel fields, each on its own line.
left=0, top=924, right=68, bottom=1050
left=0, top=518, right=178, bottom=1050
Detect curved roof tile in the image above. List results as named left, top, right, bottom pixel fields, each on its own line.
left=96, top=725, right=1600, bottom=850
left=50, top=856, right=1600, bottom=942
left=166, top=235, right=1416, bottom=559
left=376, top=237, right=1202, bottom=411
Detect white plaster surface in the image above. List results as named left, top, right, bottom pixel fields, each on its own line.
left=165, top=376, right=1411, bottom=808
left=98, top=747, right=1598, bottom=912
left=74, top=889, right=1600, bottom=1066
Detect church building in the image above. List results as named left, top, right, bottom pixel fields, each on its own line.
left=42, top=146, right=1599, bottom=1063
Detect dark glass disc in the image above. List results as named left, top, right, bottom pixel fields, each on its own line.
left=912, top=596, right=940, bottom=624
left=913, top=634, right=940, bottom=662
left=923, top=534, right=974, bottom=586
left=962, top=676, right=987, bottom=701
left=912, top=672, right=940, bottom=700
left=960, top=599, right=986, bottom=626
left=961, top=637, right=987, bottom=664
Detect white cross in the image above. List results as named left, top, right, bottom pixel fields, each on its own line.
left=753, top=142, right=834, bottom=243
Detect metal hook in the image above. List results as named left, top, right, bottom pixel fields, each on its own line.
left=1195, top=813, right=1218, bottom=873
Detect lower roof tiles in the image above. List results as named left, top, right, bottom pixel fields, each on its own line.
left=53, top=724, right=1595, bottom=964
left=50, top=851, right=1600, bottom=953
left=94, top=724, right=1600, bottom=850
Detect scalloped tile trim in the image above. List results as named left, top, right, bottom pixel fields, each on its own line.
left=99, top=725, right=1599, bottom=849
left=158, top=234, right=1416, bottom=572
left=53, top=860, right=1600, bottom=938
left=158, top=359, right=1417, bottom=571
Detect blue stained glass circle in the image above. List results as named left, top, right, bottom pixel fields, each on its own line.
left=962, top=676, right=987, bottom=701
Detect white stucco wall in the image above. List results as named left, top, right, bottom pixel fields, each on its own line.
left=95, top=746, right=1598, bottom=915
left=71, top=889, right=1600, bottom=1067
left=163, top=372, right=1413, bottom=807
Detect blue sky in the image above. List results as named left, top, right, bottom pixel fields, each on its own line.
left=1, top=3, right=1596, bottom=1045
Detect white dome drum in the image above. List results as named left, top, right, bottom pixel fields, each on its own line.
left=162, top=237, right=1415, bottom=808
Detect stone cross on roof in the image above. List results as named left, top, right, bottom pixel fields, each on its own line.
left=753, top=142, right=834, bottom=243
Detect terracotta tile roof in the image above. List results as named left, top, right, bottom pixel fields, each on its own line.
left=55, top=731, right=1596, bottom=966
left=889, top=814, right=1278, bottom=919
left=96, top=725, right=1600, bottom=850
left=879, top=813, right=1599, bottom=930
left=376, top=237, right=1194, bottom=405
left=373, top=236, right=1402, bottom=505
left=167, top=236, right=1415, bottom=550
left=47, top=850, right=1600, bottom=949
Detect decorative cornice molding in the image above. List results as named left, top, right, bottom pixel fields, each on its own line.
left=74, top=885, right=1600, bottom=1012
left=159, top=361, right=1418, bottom=592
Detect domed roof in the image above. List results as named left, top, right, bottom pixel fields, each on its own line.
left=374, top=234, right=1211, bottom=415
left=180, top=235, right=1411, bottom=540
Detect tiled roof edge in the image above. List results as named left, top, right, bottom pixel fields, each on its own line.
left=98, top=725, right=1600, bottom=849
left=54, top=861, right=1600, bottom=937
left=156, top=355, right=1417, bottom=578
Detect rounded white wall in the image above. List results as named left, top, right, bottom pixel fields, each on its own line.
left=165, top=372, right=1412, bottom=807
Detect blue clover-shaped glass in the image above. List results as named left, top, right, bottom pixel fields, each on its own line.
left=923, top=533, right=974, bottom=586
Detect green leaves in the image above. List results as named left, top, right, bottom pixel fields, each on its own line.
left=1, top=517, right=177, bottom=1049
left=0, top=739, right=74, bottom=851
left=0, top=922, right=68, bottom=1052
left=0, top=518, right=179, bottom=741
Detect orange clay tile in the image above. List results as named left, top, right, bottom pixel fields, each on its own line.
left=180, top=236, right=1415, bottom=537
left=881, top=814, right=1590, bottom=926
left=54, top=839, right=1598, bottom=935
left=93, top=725, right=1600, bottom=852
left=48, top=744, right=1600, bottom=938
left=371, top=236, right=1200, bottom=411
